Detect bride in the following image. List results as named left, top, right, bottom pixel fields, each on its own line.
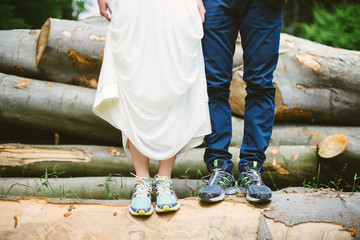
left=93, top=0, right=210, bottom=216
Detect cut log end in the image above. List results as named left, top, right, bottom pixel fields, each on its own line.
left=0, top=145, right=92, bottom=166
left=318, top=133, right=349, bottom=159
left=35, top=18, right=51, bottom=67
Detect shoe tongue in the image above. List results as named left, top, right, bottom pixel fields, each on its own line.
left=211, top=159, right=228, bottom=172
left=157, top=176, right=171, bottom=183
left=247, top=162, right=259, bottom=171
left=139, top=177, right=150, bottom=182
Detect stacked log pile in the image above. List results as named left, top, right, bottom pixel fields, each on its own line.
left=0, top=17, right=360, bottom=199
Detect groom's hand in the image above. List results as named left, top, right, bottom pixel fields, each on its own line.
left=98, top=0, right=112, bottom=22
left=197, top=0, right=206, bottom=23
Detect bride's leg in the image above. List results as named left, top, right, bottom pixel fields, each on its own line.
left=158, top=155, right=176, bottom=178
left=155, top=155, right=180, bottom=212
left=128, top=140, right=150, bottom=178
left=128, top=140, right=153, bottom=216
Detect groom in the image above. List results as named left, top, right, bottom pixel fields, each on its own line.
left=197, top=0, right=285, bottom=202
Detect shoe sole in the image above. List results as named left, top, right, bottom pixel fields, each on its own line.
left=156, top=202, right=181, bottom=213
left=199, top=186, right=237, bottom=202
left=128, top=205, right=154, bottom=216
left=237, top=187, right=271, bottom=203
left=237, top=186, right=246, bottom=194
left=246, top=195, right=271, bottom=203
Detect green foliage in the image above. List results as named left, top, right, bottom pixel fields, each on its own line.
left=352, top=174, right=360, bottom=192
left=105, top=173, right=125, bottom=199
left=5, top=167, right=79, bottom=199
left=299, top=3, right=360, bottom=50
left=302, top=163, right=322, bottom=189
left=0, top=4, right=30, bottom=29
left=302, top=163, right=360, bottom=192
left=266, top=168, right=278, bottom=191
left=0, top=0, right=89, bottom=30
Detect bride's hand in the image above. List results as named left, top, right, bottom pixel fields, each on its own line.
left=197, top=0, right=206, bottom=23
left=97, top=0, right=112, bottom=22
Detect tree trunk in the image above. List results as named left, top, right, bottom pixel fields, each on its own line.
left=0, top=144, right=320, bottom=188
left=317, top=134, right=360, bottom=185
left=263, top=145, right=319, bottom=188
left=0, top=177, right=202, bottom=200
left=0, top=30, right=45, bottom=80
left=176, top=145, right=321, bottom=188
left=0, top=189, right=359, bottom=240
left=2, top=111, right=359, bottom=149
left=230, top=33, right=360, bottom=125
left=231, top=117, right=360, bottom=147
left=0, top=73, right=121, bottom=144
left=0, top=145, right=133, bottom=177
left=35, top=18, right=109, bottom=88
left=0, top=122, right=112, bottom=146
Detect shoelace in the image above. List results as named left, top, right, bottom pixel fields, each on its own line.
left=154, top=175, right=173, bottom=196
left=130, top=172, right=152, bottom=198
left=245, top=169, right=262, bottom=185
left=201, top=171, right=227, bottom=186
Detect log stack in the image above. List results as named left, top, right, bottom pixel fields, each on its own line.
left=1, top=190, right=359, bottom=240
left=0, top=17, right=360, bottom=198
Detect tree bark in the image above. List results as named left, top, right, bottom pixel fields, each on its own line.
left=0, top=145, right=133, bottom=177
left=230, top=33, right=360, bottom=125
left=177, top=145, right=321, bottom=188
left=0, top=122, right=112, bottom=146
left=35, top=17, right=109, bottom=88
left=2, top=143, right=358, bottom=190
left=0, top=189, right=358, bottom=240
left=0, top=144, right=320, bottom=188
left=0, top=73, right=121, bottom=144
left=35, top=17, right=243, bottom=88
left=231, top=117, right=360, bottom=147
left=0, top=29, right=45, bottom=80
left=2, top=110, right=359, bottom=149
left=0, top=177, right=202, bottom=200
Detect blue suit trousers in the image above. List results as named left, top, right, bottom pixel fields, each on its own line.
left=202, top=0, right=283, bottom=174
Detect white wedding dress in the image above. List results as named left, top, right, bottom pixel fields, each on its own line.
left=93, top=0, right=211, bottom=160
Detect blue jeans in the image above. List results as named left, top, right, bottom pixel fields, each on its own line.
left=202, top=0, right=283, bottom=174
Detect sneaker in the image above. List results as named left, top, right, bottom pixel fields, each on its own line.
left=129, top=176, right=154, bottom=216
left=237, top=161, right=272, bottom=202
left=199, top=159, right=236, bottom=202
left=153, top=175, right=180, bottom=212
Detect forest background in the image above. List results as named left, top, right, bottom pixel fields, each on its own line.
left=0, top=0, right=359, bottom=51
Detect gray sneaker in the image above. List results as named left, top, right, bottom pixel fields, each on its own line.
left=237, top=161, right=272, bottom=202
left=199, top=160, right=236, bottom=202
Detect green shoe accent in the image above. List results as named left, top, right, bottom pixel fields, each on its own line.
left=237, top=162, right=272, bottom=203
left=199, top=169, right=236, bottom=202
